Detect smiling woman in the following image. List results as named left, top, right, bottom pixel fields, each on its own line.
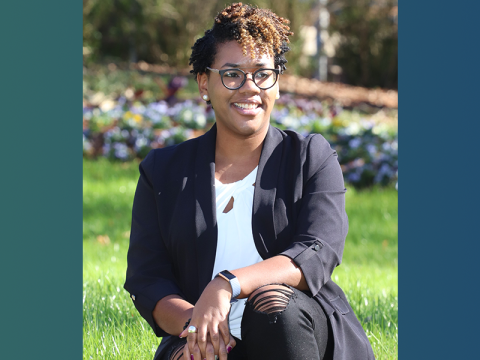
left=197, top=41, right=277, bottom=141
left=124, top=3, right=375, bottom=360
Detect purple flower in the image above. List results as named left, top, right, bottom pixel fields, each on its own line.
left=347, top=172, right=361, bottom=183
left=366, top=144, right=377, bottom=156
left=349, top=138, right=361, bottom=149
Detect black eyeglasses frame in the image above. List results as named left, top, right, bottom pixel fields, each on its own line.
left=206, top=67, right=280, bottom=90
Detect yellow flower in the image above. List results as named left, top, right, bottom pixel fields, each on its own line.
left=332, top=117, right=344, bottom=127
left=133, top=114, right=143, bottom=123
left=123, top=111, right=133, bottom=119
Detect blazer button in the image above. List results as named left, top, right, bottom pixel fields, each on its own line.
left=131, top=295, right=136, bottom=301
left=314, top=244, right=320, bottom=251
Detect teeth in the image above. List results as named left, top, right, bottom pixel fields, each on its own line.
left=234, top=103, right=259, bottom=109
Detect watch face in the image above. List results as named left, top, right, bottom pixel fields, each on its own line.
left=219, top=270, right=235, bottom=281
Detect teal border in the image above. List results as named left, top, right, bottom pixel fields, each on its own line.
left=3, top=0, right=480, bottom=358
left=1, top=1, right=82, bottom=358
left=400, top=0, right=480, bottom=358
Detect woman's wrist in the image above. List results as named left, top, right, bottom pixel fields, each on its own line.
left=209, top=277, right=233, bottom=301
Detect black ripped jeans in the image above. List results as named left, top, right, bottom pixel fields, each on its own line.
left=166, top=284, right=333, bottom=360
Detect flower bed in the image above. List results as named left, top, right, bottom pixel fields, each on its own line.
left=83, top=95, right=397, bottom=188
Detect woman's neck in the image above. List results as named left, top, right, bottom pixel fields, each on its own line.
left=214, top=125, right=266, bottom=184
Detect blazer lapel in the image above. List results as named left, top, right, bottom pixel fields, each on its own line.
left=194, top=124, right=218, bottom=292
left=193, top=124, right=284, bottom=291
left=252, top=126, right=284, bottom=259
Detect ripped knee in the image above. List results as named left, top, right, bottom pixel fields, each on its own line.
left=169, top=342, right=185, bottom=360
left=247, top=284, right=295, bottom=316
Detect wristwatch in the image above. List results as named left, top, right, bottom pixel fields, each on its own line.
left=215, top=270, right=241, bottom=303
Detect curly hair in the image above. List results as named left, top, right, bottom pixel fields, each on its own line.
left=189, top=3, right=293, bottom=80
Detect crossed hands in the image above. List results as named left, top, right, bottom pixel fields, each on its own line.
left=179, top=278, right=237, bottom=360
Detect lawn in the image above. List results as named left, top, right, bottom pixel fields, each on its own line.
left=83, top=158, right=398, bottom=359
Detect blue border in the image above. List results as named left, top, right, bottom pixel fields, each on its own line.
left=1, top=1, right=82, bottom=358
left=400, top=0, right=480, bottom=358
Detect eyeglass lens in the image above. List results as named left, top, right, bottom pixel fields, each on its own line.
left=222, top=69, right=277, bottom=90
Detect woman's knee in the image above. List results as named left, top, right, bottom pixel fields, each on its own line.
left=242, top=285, right=331, bottom=359
left=245, top=284, right=296, bottom=323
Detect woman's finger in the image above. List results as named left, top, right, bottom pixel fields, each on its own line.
left=192, top=343, right=202, bottom=360
left=196, top=326, right=208, bottom=359
left=226, top=334, right=237, bottom=354
left=217, top=335, right=228, bottom=360
left=208, top=325, right=221, bottom=358
left=218, top=322, right=230, bottom=353
left=205, top=342, right=215, bottom=360
left=186, top=325, right=198, bottom=357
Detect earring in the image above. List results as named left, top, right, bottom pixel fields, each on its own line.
left=276, top=93, right=280, bottom=99
left=202, top=95, right=209, bottom=101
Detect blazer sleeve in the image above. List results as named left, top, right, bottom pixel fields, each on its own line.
left=280, top=134, right=348, bottom=296
left=124, top=150, right=184, bottom=337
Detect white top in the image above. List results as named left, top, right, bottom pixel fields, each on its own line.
left=211, top=166, right=263, bottom=340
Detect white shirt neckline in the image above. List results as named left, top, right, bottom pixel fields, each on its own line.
left=214, top=166, right=258, bottom=186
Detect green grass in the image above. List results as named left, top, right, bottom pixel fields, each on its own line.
left=83, top=158, right=397, bottom=359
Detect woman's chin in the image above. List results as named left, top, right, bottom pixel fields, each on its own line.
left=232, top=118, right=269, bottom=138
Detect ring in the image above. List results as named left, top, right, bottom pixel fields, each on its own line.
left=187, top=325, right=198, bottom=333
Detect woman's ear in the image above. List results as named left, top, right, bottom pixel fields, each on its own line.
left=197, top=72, right=209, bottom=99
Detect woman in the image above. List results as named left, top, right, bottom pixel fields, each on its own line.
left=125, top=3, right=374, bottom=360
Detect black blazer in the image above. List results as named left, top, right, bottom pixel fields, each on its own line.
left=124, top=124, right=375, bottom=360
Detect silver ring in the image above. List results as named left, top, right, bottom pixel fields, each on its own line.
left=187, top=325, right=197, bottom=333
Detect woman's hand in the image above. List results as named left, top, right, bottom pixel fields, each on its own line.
left=181, top=332, right=236, bottom=360
left=180, top=278, right=236, bottom=359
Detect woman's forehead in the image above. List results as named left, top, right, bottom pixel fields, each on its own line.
left=213, top=41, right=274, bottom=68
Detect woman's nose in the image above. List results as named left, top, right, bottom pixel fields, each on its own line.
left=239, top=73, right=260, bottom=93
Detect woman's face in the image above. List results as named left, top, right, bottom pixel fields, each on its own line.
left=198, top=41, right=279, bottom=139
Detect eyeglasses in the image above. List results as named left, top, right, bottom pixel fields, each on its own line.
left=206, top=67, right=280, bottom=90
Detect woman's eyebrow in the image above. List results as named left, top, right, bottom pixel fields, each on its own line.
left=221, top=62, right=268, bottom=68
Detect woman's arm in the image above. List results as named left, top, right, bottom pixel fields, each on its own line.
left=279, top=134, right=348, bottom=295
left=153, top=295, right=194, bottom=336
left=227, top=134, right=346, bottom=298
left=125, top=150, right=186, bottom=337
left=229, top=254, right=308, bottom=298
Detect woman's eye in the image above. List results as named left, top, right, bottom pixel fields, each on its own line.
left=224, top=71, right=241, bottom=78
left=255, top=72, right=270, bottom=79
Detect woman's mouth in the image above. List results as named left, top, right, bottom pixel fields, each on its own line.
left=233, top=103, right=261, bottom=110
left=231, top=102, right=263, bottom=116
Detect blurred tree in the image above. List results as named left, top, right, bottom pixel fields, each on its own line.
left=83, top=0, right=314, bottom=75
left=83, top=0, right=219, bottom=65
left=328, top=0, right=398, bottom=89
